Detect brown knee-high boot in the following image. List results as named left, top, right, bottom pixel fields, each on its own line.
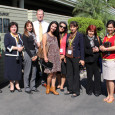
left=46, top=85, right=50, bottom=94
left=50, top=86, right=59, bottom=95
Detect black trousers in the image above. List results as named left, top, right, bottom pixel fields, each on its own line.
left=86, top=61, right=101, bottom=94
left=66, top=57, right=80, bottom=95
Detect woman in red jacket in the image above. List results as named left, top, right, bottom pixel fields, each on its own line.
left=100, top=20, right=115, bottom=103
left=57, top=21, right=67, bottom=91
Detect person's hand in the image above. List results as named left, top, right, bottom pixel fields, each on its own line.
left=100, top=45, right=106, bottom=52
left=60, top=55, right=65, bottom=60
left=95, top=46, right=99, bottom=52
left=32, top=56, right=37, bottom=61
left=44, top=56, right=48, bottom=63
left=37, top=42, right=40, bottom=47
left=17, top=46, right=24, bottom=52
left=92, top=46, right=99, bottom=52
left=79, top=60, right=85, bottom=66
left=64, top=58, right=66, bottom=63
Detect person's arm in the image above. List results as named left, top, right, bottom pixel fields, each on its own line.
left=100, top=45, right=115, bottom=52
left=4, top=33, right=18, bottom=52
left=22, top=35, right=34, bottom=58
left=42, top=33, right=48, bottom=62
left=79, top=34, right=85, bottom=66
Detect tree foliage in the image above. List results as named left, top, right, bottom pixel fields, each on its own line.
left=73, top=0, right=114, bottom=25
left=108, top=0, right=115, bottom=8
left=68, top=17, right=105, bottom=37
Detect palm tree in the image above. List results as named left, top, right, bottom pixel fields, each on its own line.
left=73, top=0, right=114, bottom=25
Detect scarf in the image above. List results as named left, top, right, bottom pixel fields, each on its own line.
left=87, top=35, right=95, bottom=47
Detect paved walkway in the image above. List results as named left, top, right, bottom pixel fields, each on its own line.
left=0, top=74, right=115, bottom=115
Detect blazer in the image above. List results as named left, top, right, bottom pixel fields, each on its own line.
left=22, top=34, right=36, bottom=58
left=84, top=35, right=102, bottom=63
left=4, top=32, right=23, bottom=56
left=66, top=32, right=84, bottom=60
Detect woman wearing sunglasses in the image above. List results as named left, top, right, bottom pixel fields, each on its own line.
left=57, top=21, right=68, bottom=91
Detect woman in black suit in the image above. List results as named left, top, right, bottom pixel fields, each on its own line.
left=4, top=22, right=23, bottom=92
left=65, top=21, right=85, bottom=97
left=84, top=25, right=102, bottom=96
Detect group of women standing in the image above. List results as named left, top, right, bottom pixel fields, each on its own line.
left=3, top=19, right=115, bottom=103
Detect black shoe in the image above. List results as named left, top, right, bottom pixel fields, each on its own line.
left=64, top=91, right=72, bottom=95
left=25, top=90, right=33, bottom=94
left=32, top=89, right=39, bottom=92
left=86, top=91, right=92, bottom=95
left=60, top=89, right=64, bottom=92
left=71, top=94, right=77, bottom=98
left=17, top=89, right=22, bottom=92
left=0, top=89, right=2, bottom=93
left=10, top=90, right=15, bottom=93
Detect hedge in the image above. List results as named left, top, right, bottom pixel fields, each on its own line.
left=68, top=17, right=105, bottom=37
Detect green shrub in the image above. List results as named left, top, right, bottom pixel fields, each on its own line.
left=68, top=17, right=105, bottom=37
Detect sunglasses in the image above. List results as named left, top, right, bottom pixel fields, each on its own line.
left=60, top=25, right=66, bottom=29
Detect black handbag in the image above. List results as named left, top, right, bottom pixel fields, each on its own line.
left=39, top=59, right=53, bottom=70
left=103, top=42, right=111, bottom=56
left=103, top=42, right=111, bottom=48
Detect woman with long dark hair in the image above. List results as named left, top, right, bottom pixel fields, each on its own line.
left=100, top=20, right=115, bottom=103
left=42, top=21, right=61, bottom=95
left=84, top=25, right=102, bottom=96
left=57, top=21, right=67, bottom=91
left=22, top=20, right=38, bottom=94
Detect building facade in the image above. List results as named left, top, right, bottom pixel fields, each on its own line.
left=0, top=0, right=74, bottom=83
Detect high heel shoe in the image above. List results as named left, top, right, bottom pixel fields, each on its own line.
left=16, top=89, right=22, bottom=92
left=50, top=86, right=59, bottom=95
left=10, top=89, right=15, bottom=93
left=106, top=97, right=114, bottom=103
left=103, top=97, right=109, bottom=102
left=46, top=85, right=50, bottom=94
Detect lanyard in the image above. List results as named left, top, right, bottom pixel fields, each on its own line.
left=11, top=33, right=19, bottom=44
left=69, top=33, right=76, bottom=47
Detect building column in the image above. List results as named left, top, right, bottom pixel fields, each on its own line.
left=12, top=0, right=18, bottom=7
left=19, top=0, right=24, bottom=8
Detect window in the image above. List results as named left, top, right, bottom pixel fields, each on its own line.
left=3, top=19, right=10, bottom=33
left=0, top=18, right=10, bottom=33
left=0, top=18, right=2, bottom=33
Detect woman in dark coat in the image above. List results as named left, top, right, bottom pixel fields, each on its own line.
left=84, top=25, right=102, bottom=96
left=65, top=21, right=85, bottom=97
left=4, top=22, right=23, bottom=92
left=22, top=20, right=38, bottom=94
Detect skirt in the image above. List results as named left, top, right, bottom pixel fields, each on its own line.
left=102, top=60, right=115, bottom=80
left=4, top=56, right=22, bottom=80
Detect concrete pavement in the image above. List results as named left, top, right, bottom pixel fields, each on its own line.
left=0, top=74, right=115, bottom=115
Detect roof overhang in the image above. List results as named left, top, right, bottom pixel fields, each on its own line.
left=49, top=0, right=76, bottom=7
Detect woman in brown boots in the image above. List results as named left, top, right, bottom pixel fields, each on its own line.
left=42, top=21, right=61, bottom=95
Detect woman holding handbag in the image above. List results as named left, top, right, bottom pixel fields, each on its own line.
left=42, top=21, right=61, bottom=95
left=22, top=20, right=38, bottom=94
left=100, top=20, right=115, bottom=103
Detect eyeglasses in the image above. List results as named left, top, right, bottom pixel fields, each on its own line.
left=60, top=25, right=66, bottom=29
